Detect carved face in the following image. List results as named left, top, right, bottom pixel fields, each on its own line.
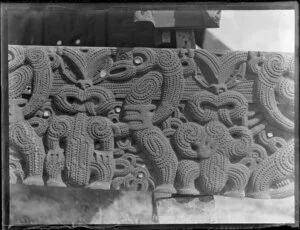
left=122, top=104, right=156, bottom=131
left=53, top=85, right=117, bottom=115
left=106, top=48, right=156, bottom=81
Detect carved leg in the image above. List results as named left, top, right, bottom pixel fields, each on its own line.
left=87, top=150, right=115, bottom=190
left=22, top=152, right=45, bottom=186
left=10, top=122, right=45, bottom=186
left=224, top=163, right=251, bottom=197
left=64, top=113, right=92, bottom=187
left=86, top=117, right=116, bottom=189
left=9, top=153, right=25, bottom=184
left=45, top=148, right=66, bottom=187
left=198, top=152, right=230, bottom=194
left=176, top=160, right=200, bottom=195
left=135, top=127, right=178, bottom=194
left=246, top=139, right=294, bottom=199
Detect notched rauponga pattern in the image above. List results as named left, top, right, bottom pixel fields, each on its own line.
left=8, top=46, right=295, bottom=199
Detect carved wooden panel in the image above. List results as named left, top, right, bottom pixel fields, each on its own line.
left=8, top=46, right=295, bottom=199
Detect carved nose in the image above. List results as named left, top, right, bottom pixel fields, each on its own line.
left=208, top=84, right=218, bottom=94
left=191, top=142, right=210, bottom=159
left=209, top=84, right=227, bottom=95
left=77, top=79, right=93, bottom=89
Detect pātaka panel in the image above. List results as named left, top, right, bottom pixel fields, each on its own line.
left=8, top=46, right=295, bottom=199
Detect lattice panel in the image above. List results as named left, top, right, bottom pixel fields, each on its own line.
left=8, top=46, right=295, bottom=199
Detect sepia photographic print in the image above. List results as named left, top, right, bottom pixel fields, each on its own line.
left=1, top=1, right=299, bottom=229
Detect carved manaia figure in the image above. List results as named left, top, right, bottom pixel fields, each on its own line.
left=106, top=48, right=185, bottom=194
left=246, top=138, right=294, bottom=199
left=185, top=84, right=249, bottom=127
left=9, top=99, right=46, bottom=186
left=46, top=84, right=129, bottom=188
left=46, top=112, right=116, bottom=188
left=248, top=52, right=294, bottom=132
left=175, top=121, right=252, bottom=197
left=9, top=46, right=53, bottom=186
left=44, top=47, right=129, bottom=188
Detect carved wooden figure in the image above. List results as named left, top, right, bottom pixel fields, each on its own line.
left=8, top=45, right=295, bottom=199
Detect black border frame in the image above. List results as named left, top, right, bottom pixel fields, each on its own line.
left=1, top=1, right=299, bottom=229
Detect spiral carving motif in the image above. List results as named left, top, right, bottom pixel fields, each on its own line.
left=247, top=139, right=294, bottom=198
left=265, top=53, right=287, bottom=78
left=125, top=71, right=162, bottom=105
left=9, top=46, right=25, bottom=72
left=48, top=116, right=72, bottom=139
left=9, top=66, right=33, bottom=99
left=87, top=117, right=113, bottom=140
left=172, top=122, right=207, bottom=159
left=7, top=45, right=294, bottom=198
left=250, top=52, right=294, bottom=132
left=276, top=77, right=294, bottom=104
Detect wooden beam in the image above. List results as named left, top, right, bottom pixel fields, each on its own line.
left=134, top=10, right=221, bottom=29
left=176, top=30, right=196, bottom=49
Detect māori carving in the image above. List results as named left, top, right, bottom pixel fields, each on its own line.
left=8, top=45, right=295, bottom=199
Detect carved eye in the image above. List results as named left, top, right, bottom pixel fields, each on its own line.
left=149, top=108, right=155, bottom=113
left=219, top=88, right=225, bottom=94
left=267, top=132, right=273, bottom=138
left=100, top=70, right=107, bottom=78
left=134, top=56, right=143, bottom=65
left=258, top=61, right=263, bottom=67
left=235, top=75, right=242, bottom=82
left=25, top=86, right=32, bottom=94
left=245, top=162, right=252, bottom=167
left=115, top=107, right=121, bottom=113
left=180, top=117, right=187, bottom=123
left=43, top=110, right=51, bottom=118
left=231, top=133, right=240, bottom=139
left=227, top=103, right=234, bottom=109
left=251, top=152, right=259, bottom=158
left=137, top=172, right=145, bottom=178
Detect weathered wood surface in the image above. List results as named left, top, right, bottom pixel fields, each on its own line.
left=8, top=46, right=295, bottom=201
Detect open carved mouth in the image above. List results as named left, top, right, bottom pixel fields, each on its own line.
left=106, top=60, right=136, bottom=81
left=269, top=174, right=295, bottom=198
left=110, top=67, right=127, bottom=75
left=66, top=96, right=100, bottom=105
left=19, top=95, right=30, bottom=106
left=246, top=174, right=295, bottom=199
left=16, top=98, right=28, bottom=108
